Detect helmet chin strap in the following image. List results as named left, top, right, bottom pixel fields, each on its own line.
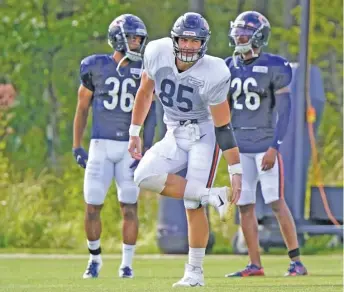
left=232, top=41, right=259, bottom=68
left=116, top=55, right=128, bottom=77
left=116, top=54, right=143, bottom=79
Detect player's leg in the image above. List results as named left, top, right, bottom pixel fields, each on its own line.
left=257, top=152, right=307, bottom=276
left=173, top=123, right=221, bottom=287
left=83, top=139, right=114, bottom=278
left=113, top=141, right=140, bottom=278
left=225, top=153, right=264, bottom=277
left=134, top=130, right=230, bottom=218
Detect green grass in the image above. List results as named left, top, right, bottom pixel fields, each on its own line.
left=0, top=254, right=342, bottom=291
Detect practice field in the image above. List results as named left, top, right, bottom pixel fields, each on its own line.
left=0, top=254, right=342, bottom=292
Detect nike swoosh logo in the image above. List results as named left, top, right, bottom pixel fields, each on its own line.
left=200, top=134, right=206, bottom=139
left=218, top=195, right=224, bottom=207
left=277, top=140, right=283, bottom=145
left=190, top=283, right=202, bottom=287
left=77, top=155, right=82, bottom=162
left=284, top=62, right=289, bottom=66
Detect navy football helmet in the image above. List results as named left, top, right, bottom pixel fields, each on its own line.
left=229, top=11, right=271, bottom=56
left=108, top=14, right=148, bottom=63
left=171, top=12, right=211, bottom=63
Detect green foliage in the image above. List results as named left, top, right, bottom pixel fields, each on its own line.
left=0, top=0, right=342, bottom=250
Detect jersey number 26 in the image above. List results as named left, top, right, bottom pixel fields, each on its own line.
left=231, top=77, right=260, bottom=111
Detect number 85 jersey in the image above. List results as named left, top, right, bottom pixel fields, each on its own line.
left=225, top=53, right=292, bottom=153
left=144, top=38, right=231, bottom=124
left=80, top=54, right=142, bottom=141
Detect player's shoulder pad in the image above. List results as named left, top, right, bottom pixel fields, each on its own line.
left=80, top=54, right=109, bottom=72
left=203, top=55, right=231, bottom=82
left=223, top=56, right=233, bottom=68
left=80, top=54, right=97, bottom=68
left=145, top=37, right=173, bottom=60
left=265, top=53, right=292, bottom=90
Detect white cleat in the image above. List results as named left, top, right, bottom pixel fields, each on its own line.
left=82, top=260, right=102, bottom=279
left=172, top=264, right=205, bottom=287
left=209, top=187, right=231, bottom=221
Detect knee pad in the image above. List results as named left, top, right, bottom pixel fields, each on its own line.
left=134, top=173, right=168, bottom=193
left=184, top=199, right=202, bottom=210
left=117, top=185, right=139, bottom=204
left=84, top=185, right=106, bottom=205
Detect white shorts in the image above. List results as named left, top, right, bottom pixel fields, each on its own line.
left=84, top=139, right=139, bottom=205
left=134, top=121, right=221, bottom=209
left=231, top=152, right=284, bottom=206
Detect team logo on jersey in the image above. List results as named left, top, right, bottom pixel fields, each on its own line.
left=252, top=66, right=268, bottom=73
left=183, top=31, right=196, bottom=36
left=188, top=76, right=204, bottom=87
left=130, top=68, right=142, bottom=75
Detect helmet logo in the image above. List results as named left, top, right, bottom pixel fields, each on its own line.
left=258, top=14, right=267, bottom=24
left=136, top=28, right=146, bottom=34
left=233, top=20, right=245, bottom=27
left=183, top=31, right=196, bottom=36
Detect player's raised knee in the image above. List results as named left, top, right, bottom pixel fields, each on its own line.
left=134, top=171, right=168, bottom=194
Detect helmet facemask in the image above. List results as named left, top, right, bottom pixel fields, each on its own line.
left=229, top=21, right=265, bottom=67
left=171, top=32, right=209, bottom=63
left=108, top=22, right=147, bottom=78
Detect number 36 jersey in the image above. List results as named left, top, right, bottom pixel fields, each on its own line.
left=80, top=54, right=142, bottom=141
left=144, top=38, right=231, bottom=124
left=225, top=53, right=292, bottom=153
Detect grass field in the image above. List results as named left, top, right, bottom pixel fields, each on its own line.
left=0, top=254, right=342, bottom=292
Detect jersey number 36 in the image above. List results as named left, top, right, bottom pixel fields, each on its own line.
left=231, top=77, right=260, bottom=111
left=104, top=77, right=136, bottom=112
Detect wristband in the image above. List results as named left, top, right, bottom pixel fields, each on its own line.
left=129, top=124, right=141, bottom=136
left=228, top=163, right=243, bottom=175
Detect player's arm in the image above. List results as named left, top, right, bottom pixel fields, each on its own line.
left=130, top=71, right=155, bottom=135
left=270, top=60, right=293, bottom=150
left=209, top=101, right=241, bottom=171
left=73, top=85, right=92, bottom=148
left=210, top=101, right=242, bottom=203
left=271, top=86, right=291, bottom=150
left=128, top=71, right=155, bottom=159
left=73, top=57, right=94, bottom=149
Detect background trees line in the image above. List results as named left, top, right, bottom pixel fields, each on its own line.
left=0, top=0, right=342, bottom=249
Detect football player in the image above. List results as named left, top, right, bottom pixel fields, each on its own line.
left=128, top=12, right=242, bottom=287
left=224, top=11, right=307, bottom=277
left=72, top=14, right=156, bottom=279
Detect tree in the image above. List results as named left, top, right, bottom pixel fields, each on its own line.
left=1, top=0, right=126, bottom=168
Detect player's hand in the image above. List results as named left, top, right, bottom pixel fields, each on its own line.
left=261, top=147, right=277, bottom=171
left=72, top=147, right=88, bottom=168
left=128, top=136, right=143, bottom=160
left=231, top=174, right=242, bottom=204
left=130, top=148, right=148, bottom=171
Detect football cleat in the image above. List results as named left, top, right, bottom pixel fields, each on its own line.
left=83, top=260, right=102, bottom=279
left=209, top=187, right=231, bottom=221
left=225, top=264, right=265, bottom=277
left=119, top=266, right=134, bottom=278
left=285, top=261, right=308, bottom=276
left=172, top=264, right=204, bottom=287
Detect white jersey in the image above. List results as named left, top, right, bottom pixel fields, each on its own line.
left=144, top=37, right=231, bottom=124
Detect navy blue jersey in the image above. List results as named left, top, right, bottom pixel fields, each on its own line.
left=225, top=53, right=292, bottom=153
left=80, top=54, right=142, bottom=141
